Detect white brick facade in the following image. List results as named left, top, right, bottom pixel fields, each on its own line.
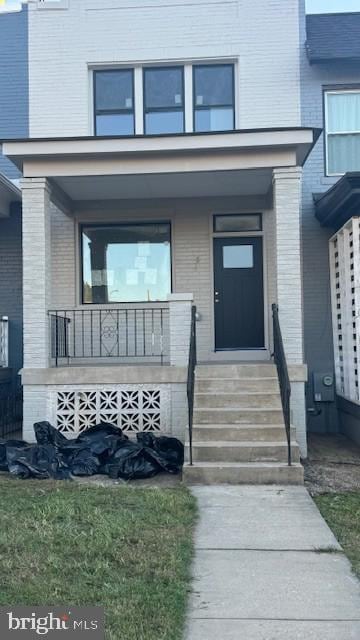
left=28, top=0, right=301, bottom=137
left=19, top=0, right=309, bottom=455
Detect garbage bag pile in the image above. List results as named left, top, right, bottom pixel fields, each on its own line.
left=0, top=422, right=184, bottom=481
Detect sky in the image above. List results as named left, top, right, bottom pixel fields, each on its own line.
left=1, top=0, right=360, bottom=13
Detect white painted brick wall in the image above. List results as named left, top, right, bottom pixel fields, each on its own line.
left=28, top=0, right=301, bottom=137
left=22, top=177, right=52, bottom=369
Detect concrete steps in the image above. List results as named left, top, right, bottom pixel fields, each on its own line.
left=187, top=441, right=300, bottom=463
left=183, top=462, right=304, bottom=485
left=183, top=363, right=303, bottom=485
left=193, top=424, right=296, bottom=442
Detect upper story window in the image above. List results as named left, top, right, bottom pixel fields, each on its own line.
left=94, top=69, right=135, bottom=136
left=193, top=64, right=235, bottom=132
left=93, top=62, right=235, bottom=137
left=325, top=90, right=360, bottom=175
left=144, top=67, right=184, bottom=135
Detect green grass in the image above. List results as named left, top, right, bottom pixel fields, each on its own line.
left=0, top=477, right=197, bottom=640
left=314, top=492, right=360, bottom=579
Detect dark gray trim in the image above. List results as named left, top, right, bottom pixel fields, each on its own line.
left=0, top=126, right=322, bottom=144
left=192, top=63, right=235, bottom=132
left=80, top=220, right=173, bottom=305
left=93, top=68, right=135, bottom=137
left=143, top=66, right=185, bottom=135
left=314, top=172, right=360, bottom=229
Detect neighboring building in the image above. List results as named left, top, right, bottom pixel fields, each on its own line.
left=0, top=6, right=28, bottom=387
left=300, top=10, right=360, bottom=444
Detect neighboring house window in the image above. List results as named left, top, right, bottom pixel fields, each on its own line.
left=193, top=64, right=234, bottom=132
left=82, top=223, right=172, bottom=304
left=143, top=67, right=184, bottom=135
left=94, top=69, right=135, bottom=136
left=325, top=90, right=360, bottom=175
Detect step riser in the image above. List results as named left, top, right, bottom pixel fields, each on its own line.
left=196, top=379, right=279, bottom=393
left=183, top=465, right=304, bottom=485
left=194, top=394, right=282, bottom=409
left=194, top=409, right=284, bottom=424
left=192, top=426, right=296, bottom=442
left=196, top=365, right=276, bottom=379
left=187, top=445, right=299, bottom=463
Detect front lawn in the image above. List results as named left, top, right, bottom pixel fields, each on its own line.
left=0, top=477, right=197, bottom=640
left=314, top=492, right=360, bottom=578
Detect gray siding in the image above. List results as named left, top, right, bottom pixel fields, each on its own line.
left=0, top=7, right=28, bottom=179
left=300, top=0, right=360, bottom=433
left=0, top=205, right=23, bottom=377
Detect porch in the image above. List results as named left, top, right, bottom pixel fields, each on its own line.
left=3, top=128, right=316, bottom=454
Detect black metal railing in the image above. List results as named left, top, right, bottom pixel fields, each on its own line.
left=49, top=307, right=169, bottom=366
left=187, top=306, right=197, bottom=466
left=0, top=380, right=23, bottom=438
left=272, top=303, right=292, bottom=466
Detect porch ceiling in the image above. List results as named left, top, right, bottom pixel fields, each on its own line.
left=0, top=172, right=21, bottom=218
left=54, top=168, right=272, bottom=201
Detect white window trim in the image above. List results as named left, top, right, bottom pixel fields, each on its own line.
left=90, top=58, right=238, bottom=137
left=325, top=89, right=360, bottom=177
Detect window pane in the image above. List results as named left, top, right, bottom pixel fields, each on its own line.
left=145, top=111, right=184, bottom=134
left=327, top=92, right=360, bottom=133
left=194, top=65, right=233, bottom=106
left=82, top=224, right=171, bottom=304
left=215, top=214, right=261, bottom=232
left=195, top=107, right=234, bottom=132
left=223, top=245, right=253, bottom=269
left=144, top=67, right=183, bottom=109
left=328, top=134, right=360, bottom=174
left=95, top=70, right=133, bottom=111
left=96, top=113, right=134, bottom=136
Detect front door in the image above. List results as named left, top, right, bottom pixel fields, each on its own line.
left=214, top=237, right=265, bottom=350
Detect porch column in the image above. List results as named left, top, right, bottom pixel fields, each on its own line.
left=21, top=178, right=52, bottom=439
left=273, top=167, right=307, bottom=457
left=168, top=293, right=193, bottom=366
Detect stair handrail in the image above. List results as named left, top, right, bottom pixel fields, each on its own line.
left=272, top=304, right=292, bottom=466
left=187, top=305, right=197, bottom=466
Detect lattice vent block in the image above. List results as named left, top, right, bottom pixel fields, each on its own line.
left=52, top=386, right=168, bottom=436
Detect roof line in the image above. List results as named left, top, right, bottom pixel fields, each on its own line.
left=0, top=126, right=321, bottom=145
left=0, top=172, right=21, bottom=199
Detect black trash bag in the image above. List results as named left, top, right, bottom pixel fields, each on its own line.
left=0, top=440, right=28, bottom=472
left=136, top=433, right=184, bottom=474
left=75, top=423, right=128, bottom=456
left=68, top=449, right=101, bottom=477
left=103, top=440, right=161, bottom=480
left=6, top=443, right=71, bottom=480
left=34, top=421, right=69, bottom=448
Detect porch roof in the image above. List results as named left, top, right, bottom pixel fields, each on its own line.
left=2, top=127, right=320, bottom=202
left=314, top=172, right=360, bottom=230
left=0, top=171, right=21, bottom=218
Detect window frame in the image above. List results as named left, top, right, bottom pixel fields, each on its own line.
left=324, top=88, right=360, bottom=177
left=192, top=63, right=235, bottom=133
left=93, top=68, right=135, bottom=137
left=142, top=65, right=185, bottom=135
left=80, top=220, right=173, bottom=305
left=213, top=213, right=262, bottom=233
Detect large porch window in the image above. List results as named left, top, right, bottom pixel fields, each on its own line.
left=82, top=223, right=172, bottom=304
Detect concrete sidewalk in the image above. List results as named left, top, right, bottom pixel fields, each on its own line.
left=185, top=486, right=360, bottom=639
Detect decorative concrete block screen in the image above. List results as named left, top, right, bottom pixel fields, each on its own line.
left=50, top=385, right=171, bottom=436
left=330, top=217, right=360, bottom=402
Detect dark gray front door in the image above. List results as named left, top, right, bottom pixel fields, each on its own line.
left=214, top=237, right=265, bottom=350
